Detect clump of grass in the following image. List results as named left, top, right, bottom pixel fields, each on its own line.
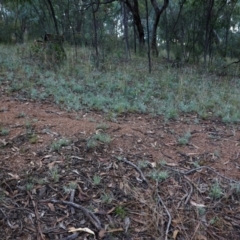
left=160, top=160, right=167, bottom=166
left=63, top=182, right=77, bottom=193
left=116, top=156, right=122, bottom=160
left=51, top=138, right=71, bottom=152
left=36, top=177, right=48, bottom=185
left=101, top=192, right=113, bottom=204
left=209, top=217, right=219, bottom=226
left=29, top=134, right=38, bottom=144
left=96, top=123, right=109, bottom=131
left=197, top=207, right=206, bottom=216
left=231, top=183, right=240, bottom=195
left=178, top=131, right=192, bottom=145
left=87, top=133, right=111, bottom=150
left=25, top=121, right=32, bottom=129
left=93, top=133, right=111, bottom=144
left=87, top=138, right=98, bottom=149
left=105, top=111, right=118, bottom=122
left=0, top=128, right=9, bottom=136
left=93, top=175, right=101, bottom=185
left=115, top=206, right=127, bottom=219
left=209, top=181, right=223, bottom=199
left=149, top=170, right=169, bottom=182
left=138, top=160, right=150, bottom=169
left=0, top=190, right=6, bottom=203
left=49, top=167, right=60, bottom=182
left=25, top=120, right=35, bottom=136
left=17, top=112, right=26, bottom=118
left=26, top=182, right=34, bottom=191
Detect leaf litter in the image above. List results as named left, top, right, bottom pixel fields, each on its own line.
left=1, top=96, right=240, bottom=239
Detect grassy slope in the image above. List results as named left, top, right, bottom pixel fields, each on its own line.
left=1, top=44, right=240, bottom=123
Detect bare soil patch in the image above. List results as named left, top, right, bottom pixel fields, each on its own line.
left=1, top=95, right=240, bottom=239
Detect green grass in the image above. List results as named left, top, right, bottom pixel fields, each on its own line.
left=28, top=134, right=38, bottom=144
left=1, top=44, right=240, bottom=122
left=87, top=138, right=98, bottom=149
left=0, top=128, right=9, bottom=136
left=93, top=175, right=101, bottom=185
left=137, top=160, right=150, bottom=169
left=17, top=112, right=26, bottom=118
left=101, top=192, right=113, bottom=204
left=96, top=123, right=109, bottom=131
left=93, top=133, right=111, bottom=144
left=25, top=182, right=34, bottom=191
left=115, top=206, right=127, bottom=219
left=87, top=132, right=111, bottom=150
left=178, top=131, right=192, bottom=145
left=149, top=170, right=169, bottom=182
left=49, top=167, right=60, bottom=182
left=209, top=181, right=223, bottom=199
left=51, top=138, right=71, bottom=152
left=63, top=182, right=77, bottom=193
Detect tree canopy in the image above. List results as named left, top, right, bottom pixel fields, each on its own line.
left=1, top=0, right=240, bottom=65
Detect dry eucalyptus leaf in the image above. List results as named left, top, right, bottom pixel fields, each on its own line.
left=47, top=203, right=55, bottom=211
left=190, top=201, right=206, bottom=208
left=8, top=173, right=20, bottom=179
left=68, top=227, right=95, bottom=236
left=98, top=229, right=106, bottom=239
left=195, top=234, right=207, bottom=240
left=173, top=229, right=179, bottom=239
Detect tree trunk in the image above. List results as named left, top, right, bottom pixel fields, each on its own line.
left=124, top=0, right=145, bottom=48
left=92, top=0, right=100, bottom=67
left=122, top=2, right=131, bottom=59
left=223, top=2, right=236, bottom=58
left=133, top=22, right=137, bottom=53
left=164, top=10, right=170, bottom=60
left=203, top=0, right=214, bottom=66
left=145, top=0, right=151, bottom=73
left=46, top=0, right=59, bottom=35
left=150, top=0, right=169, bottom=56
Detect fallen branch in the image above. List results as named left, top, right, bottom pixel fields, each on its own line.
left=119, top=157, right=149, bottom=185
left=183, top=176, right=193, bottom=205
left=157, top=191, right=171, bottom=240
left=165, top=165, right=240, bottom=184
left=69, top=189, right=76, bottom=214
left=28, top=192, right=45, bottom=240
left=50, top=199, right=102, bottom=231
left=60, top=232, right=79, bottom=240
left=224, top=59, right=240, bottom=68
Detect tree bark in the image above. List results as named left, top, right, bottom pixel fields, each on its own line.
left=91, top=0, right=100, bottom=67
left=145, top=0, right=151, bottom=73
left=150, top=0, right=169, bottom=56
left=124, top=0, right=145, bottom=47
left=122, top=2, right=131, bottom=59
left=46, top=0, right=59, bottom=35
left=203, top=0, right=214, bottom=66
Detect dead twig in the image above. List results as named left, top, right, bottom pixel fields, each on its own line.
left=156, top=191, right=171, bottom=240
left=69, top=189, right=76, bottom=214
left=118, top=157, right=149, bottom=185
left=50, top=199, right=102, bottom=230
left=28, top=192, right=45, bottom=240
left=183, top=176, right=193, bottom=205
left=224, top=59, right=240, bottom=68
left=60, top=232, right=79, bottom=240
left=164, top=165, right=240, bottom=184
left=184, top=166, right=240, bottom=183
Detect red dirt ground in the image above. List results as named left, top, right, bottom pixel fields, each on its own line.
left=1, top=95, right=240, bottom=240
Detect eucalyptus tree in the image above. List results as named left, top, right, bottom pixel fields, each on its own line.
left=150, top=0, right=169, bottom=56
left=0, top=0, right=35, bottom=43
left=123, top=0, right=145, bottom=47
